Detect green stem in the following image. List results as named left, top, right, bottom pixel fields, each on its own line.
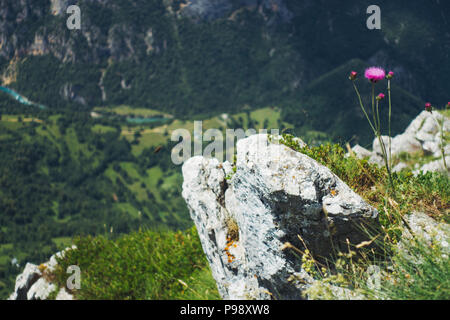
left=352, top=82, right=377, bottom=135
left=378, top=133, right=395, bottom=191
left=372, top=83, right=377, bottom=132
left=377, top=99, right=395, bottom=192
left=433, top=113, right=448, bottom=171
left=387, top=79, right=392, bottom=170
left=376, top=99, right=381, bottom=136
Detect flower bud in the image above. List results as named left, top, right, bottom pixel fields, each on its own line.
left=386, top=71, right=394, bottom=80
left=376, top=93, right=385, bottom=101
left=425, top=102, right=433, bottom=113
left=349, top=71, right=357, bottom=81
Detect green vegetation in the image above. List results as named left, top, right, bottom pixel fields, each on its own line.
left=36, top=133, right=449, bottom=301
left=280, top=134, right=449, bottom=299
left=0, top=97, right=296, bottom=298
left=1, top=0, right=449, bottom=300
left=52, top=227, right=220, bottom=300
left=93, top=105, right=172, bottom=118
left=0, top=106, right=191, bottom=298
left=4, top=1, right=447, bottom=147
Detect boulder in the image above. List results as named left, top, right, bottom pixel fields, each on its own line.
left=417, top=116, right=440, bottom=136
left=404, top=110, right=439, bottom=134
left=372, top=135, right=391, bottom=156
left=368, top=153, right=384, bottom=166
left=373, top=133, right=422, bottom=158
left=27, top=278, right=56, bottom=300
left=432, top=144, right=450, bottom=158
left=55, top=288, right=74, bottom=300
left=355, top=110, right=449, bottom=174
left=8, top=263, right=41, bottom=300
left=393, top=162, right=408, bottom=173
left=422, top=140, right=440, bottom=155
left=351, top=144, right=372, bottom=159
left=8, top=246, right=76, bottom=300
left=399, top=212, right=450, bottom=262
left=415, top=130, right=436, bottom=143
left=405, top=212, right=449, bottom=249
left=182, top=134, right=379, bottom=300
left=416, top=157, right=450, bottom=175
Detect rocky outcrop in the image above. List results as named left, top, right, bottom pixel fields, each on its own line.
left=8, top=263, right=41, bottom=300
left=398, top=212, right=450, bottom=264
left=8, top=247, right=76, bottom=300
left=182, top=134, right=379, bottom=300
left=404, top=212, right=449, bottom=251
left=351, top=110, right=449, bottom=174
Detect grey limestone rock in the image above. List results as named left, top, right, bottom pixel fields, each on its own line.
left=182, top=134, right=379, bottom=300
left=27, top=278, right=56, bottom=300
left=8, top=263, right=41, bottom=300
left=351, top=144, right=372, bottom=159
left=8, top=246, right=76, bottom=300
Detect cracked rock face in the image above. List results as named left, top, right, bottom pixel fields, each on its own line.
left=182, top=134, right=379, bottom=300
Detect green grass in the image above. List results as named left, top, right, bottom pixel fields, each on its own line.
left=104, top=161, right=186, bottom=226
left=91, top=124, right=117, bottom=134
left=114, top=203, right=141, bottom=219
left=305, top=231, right=450, bottom=300
left=279, top=134, right=450, bottom=300
left=127, top=132, right=167, bottom=156
left=94, top=105, right=172, bottom=118
left=366, top=234, right=449, bottom=300
left=52, top=226, right=220, bottom=300
left=46, top=133, right=449, bottom=301
left=64, top=128, right=93, bottom=158
left=249, top=107, right=281, bottom=129
left=280, top=134, right=449, bottom=220
left=120, top=106, right=291, bottom=158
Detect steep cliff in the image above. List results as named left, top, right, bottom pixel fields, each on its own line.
left=0, top=1, right=448, bottom=123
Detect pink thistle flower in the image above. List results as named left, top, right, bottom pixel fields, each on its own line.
left=425, top=102, right=433, bottom=113
left=386, top=71, right=394, bottom=79
left=349, top=71, right=358, bottom=81
left=365, top=67, right=386, bottom=83
left=376, top=93, right=385, bottom=100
